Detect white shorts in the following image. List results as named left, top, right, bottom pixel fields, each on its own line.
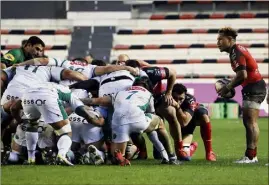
left=22, top=90, right=68, bottom=124
left=71, top=122, right=103, bottom=144
left=13, top=124, right=27, bottom=147
left=1, top=86, right=26, bottom=105
left=111, top=110, right=152, bottom=143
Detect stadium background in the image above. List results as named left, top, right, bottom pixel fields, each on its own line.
left=1, top=0, right=268, bottom=118
left=1, top=1, right=268, bottom=185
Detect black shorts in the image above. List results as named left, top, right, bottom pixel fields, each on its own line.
left=242, top=79, right=266, bottom=104
left=181, top=105, right=208, bottom=136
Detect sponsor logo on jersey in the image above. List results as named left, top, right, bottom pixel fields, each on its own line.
left=3, top=53, right=15, bottom=62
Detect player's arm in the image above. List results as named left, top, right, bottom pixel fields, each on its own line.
left=174, top=105, right=193, bottom=127
left=137, top=60, right=152, bottom=67
left=61, top=69, right=88, bottom=81
left=171, top=98, right=194, bottom=127
left=10, top=100, right=23, bottom=123
left=1, top=70, right=8, bottom=90
left=94, top=65, right=138, bottom=76
left=1, top=50, right=20, bottom=68
left=81, top=96, right=112, bottom=107
left=13, top=57, right=62, bottom=67
left=219, top=53, right=247, bottom=96
left=75, top=106, right=105, bottom=127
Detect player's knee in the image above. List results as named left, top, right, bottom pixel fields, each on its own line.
left=54, top=123, right=72, bottom=136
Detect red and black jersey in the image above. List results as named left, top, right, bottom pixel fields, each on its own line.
left=229, top=44, right=262, bottom=87
left=180, top=93, right=199, bottom=116
left=142, top=67, right=169, bottom=95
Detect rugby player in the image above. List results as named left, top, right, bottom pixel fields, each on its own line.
left=217, top=27, right=267, bottom=163
left=11, top=82, right=104, bottom=165
left=81, top=77, right=178, bottom=166
left=171, top=83, right=216, bottom=161
left=1, top=36, right=45, bottom=69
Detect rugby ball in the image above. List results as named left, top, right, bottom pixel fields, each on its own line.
left=215, top=79, right=236, bottom=98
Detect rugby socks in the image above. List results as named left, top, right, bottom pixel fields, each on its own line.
left=147, top=131, right=169, bottom=161
left=200, top=122, right=212, bottom=153
left=57, top=135, right=72, bottom=157
left=8, top=150, right=20, bottom=162
left=183, top=143, right=191, bottom=156
left=245, top=147, right=257, bottom=160
left=25, top=132, right=39, bottom=161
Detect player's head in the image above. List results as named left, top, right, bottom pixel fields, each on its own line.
left=85, top=54, right=94, bottom=64
left=125, top=59, right=141, bottom=69
left=133, top=76, right=153, bottom=93
left=24, top=36, right=45, bottom=58
left=172, top=83, right=187, bottom=105
left=217, top=27, right=238, bottom=52
left=91, top=59, right=107, bottom=66
left=72, top=57, right=88, bottom=64
left=116, top=54, right=129, bottom=65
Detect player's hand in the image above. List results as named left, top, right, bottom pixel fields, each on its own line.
left=126, top=66, right=139, bottom=76
left=218, top=85, right=230, bottom=97
left=164, top=92, right=174, bottom=106
left=11, top=64, right=19, bottom=69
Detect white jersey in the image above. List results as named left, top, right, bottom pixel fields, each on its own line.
left=48, top=58, right=96, bottom=86
left=111, top=86, right=154, bottom=125
left=1, top=66, right=64, bottom=105
left=7, top=65, right=63, bottom=90
left=99, top=70, right=135, bottom=97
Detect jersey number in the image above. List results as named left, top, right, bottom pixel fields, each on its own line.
left=69, top=66, right=84, bottom=73
left=24, top=65, right=40, bottom=73
left=126, top=91, right=138, bottom=100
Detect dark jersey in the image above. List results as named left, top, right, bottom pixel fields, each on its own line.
left=1, top=48, right=32, bottom=67
left=142, top=67, right=169, bottom=95
left=229, top=44, right=262, bottom=87
left=180, top=93, right=199, bottom=116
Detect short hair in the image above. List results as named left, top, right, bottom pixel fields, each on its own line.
left=172, top=83, right=187, bottom=95
left=133, top=76, right=153, bottom=93
left=91, top=59, right=107, bottom=66
left=26, top=36, right=45, bottom=47
left=21, top=39, right=28, bottom=46
left=218, top=27, right=238, bottom=40
left=125, top=59, right=141, bottom=68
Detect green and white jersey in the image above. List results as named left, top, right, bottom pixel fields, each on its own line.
left=28, top=82, right=84, bottom=111
left=7, top=65, right=63, bottom=90
left=48, top=58, right=96, bottom=85
left=112, top=86, right=155, bottom=114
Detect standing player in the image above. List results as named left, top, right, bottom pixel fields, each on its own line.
left=1, top=36, right=45, bottom=69
left=217, top=27, right=267, bottom=163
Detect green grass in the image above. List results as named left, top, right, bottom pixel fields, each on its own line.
left=2, top=118, right=268, bottom=185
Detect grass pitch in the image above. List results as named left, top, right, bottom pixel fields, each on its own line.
left=1, top=118, right=268, bottom=185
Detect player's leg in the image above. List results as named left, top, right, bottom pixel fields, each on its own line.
left=196, top=107, right=216, bottom=161
left=235, top=81, right=266, bottom=164
left=130, top=133, right=147, bottom=159
left=156, top=105, right=187, bottom=159
left=144, top=114, right=180, bottom=164
left=181, top=119, right=197, bottom=161
left=110, top=123, right=130, bottom=166
left=21, top=96, right=41, bottom=164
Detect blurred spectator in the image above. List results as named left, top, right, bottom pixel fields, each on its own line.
left=85, top=54, right=94, bottom=64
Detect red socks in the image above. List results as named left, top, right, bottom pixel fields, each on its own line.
left=245, top=148, right=257, bottom=159
left=200, top=122, right=212, bottom=153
